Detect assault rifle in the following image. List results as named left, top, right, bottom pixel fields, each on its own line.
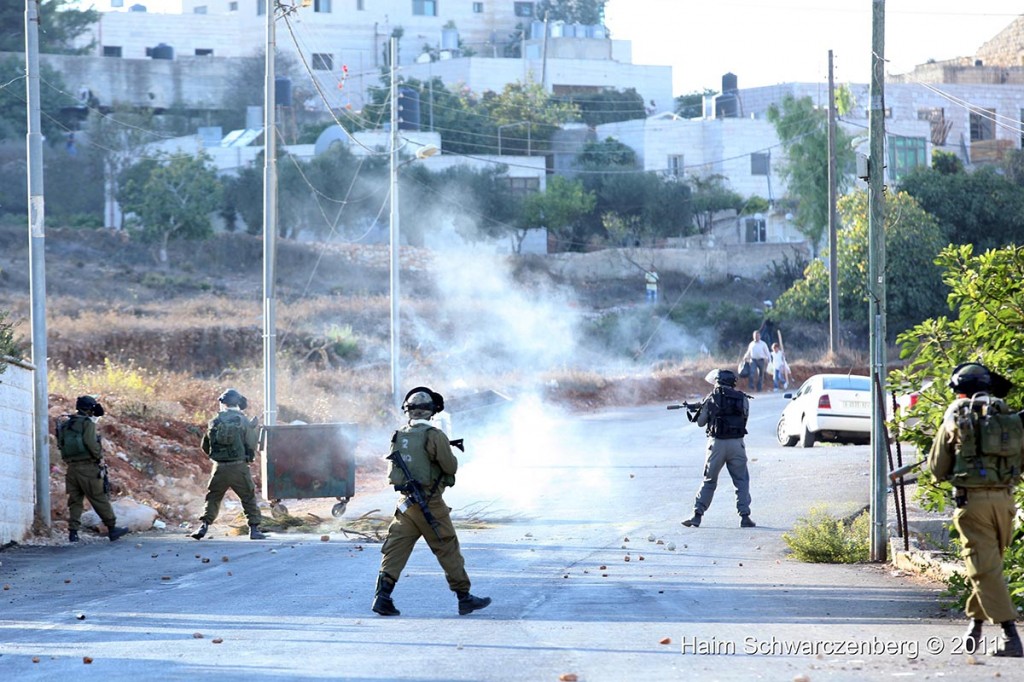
left=667, top=401, right=701, bottom=411
left=889, top=458, right=927, bottom=482
left=386, top=450, right=443, bottom=539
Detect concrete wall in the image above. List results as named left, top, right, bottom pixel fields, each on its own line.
left=545, top=242, right=810, bottom=282
left=0, top=359, right=36, bottom=545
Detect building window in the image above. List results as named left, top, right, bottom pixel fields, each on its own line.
left=311, top=53, right=334, bottom=70
left=257, top=0, right=265, bottom=16
left=887, top=135, right=927, bottom=180
left=314, top=0, right=331, bottom=12
left=744, top=216, right=766, bottom=243
left=750, top=152, right=769, bottom=176
left=514, top=1, right=534, bottom=17
left=195, top=48, right=214, bottom=56
left=919, top=107, right=951, bottom=146
left=472, top=1, right=483, bottom=12
left=228, top=1, right=238, bottom=10
left=102, top=45, right=122, bottom=57
left=970, top=108, right=996, bottom=141
left=667, top=154, right=684, bottom=177
left=412, top=0, right=437, bottom=16
left=193, top=5, right=207, bottom=13
left=504, top=177, right=540, bottom=195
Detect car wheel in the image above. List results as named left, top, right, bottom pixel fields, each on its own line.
left=777, top=416, right=798, bottom=447
left=799, top=419, right=816, bottom=448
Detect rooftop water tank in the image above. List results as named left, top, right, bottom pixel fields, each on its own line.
left=441, top=27, right=459, bottom=51
left=530, top=20, right=545, bottom=39
left=146, top=43, right=174, bottom=60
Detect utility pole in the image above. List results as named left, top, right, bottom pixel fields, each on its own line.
left=389, top=36, right=401, bottom=412
left=868, top=0, right=888, bottom=562
left=263, top=0, right=278, bottom=427
left=827, top=50, right=839, bottom=356
left=25, top=0, right=50, bottom=528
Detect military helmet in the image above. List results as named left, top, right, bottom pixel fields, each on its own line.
left=218, top=388, right=248, bottom=410
left=705, top=369, right=737, bottom=387
left=402, top=386, right=444, bottom=419
left=949, top=362, right=1012, bottom=398
left=75, top=395, right=105, bottom=417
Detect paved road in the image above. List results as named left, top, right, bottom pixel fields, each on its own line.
left=0, top=393, right=1007, bottom=680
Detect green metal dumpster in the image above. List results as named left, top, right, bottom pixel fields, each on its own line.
left=260, top=422, right=357, bottom=518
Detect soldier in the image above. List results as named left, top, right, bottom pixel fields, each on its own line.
left=190, top=389, right=267, bottom=541
left=927, top=362, right=1023, bottom=657
left=55, top=396, right=129, bottom=542
left=372, top=386, right=491, bottom=617
left=680, top=369, right=757, bottom=529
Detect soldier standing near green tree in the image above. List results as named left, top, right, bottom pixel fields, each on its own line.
left=927, top=363, right=1023, bottom=657
left=190, top=389, right=267, bottom=541
left=55, top=395, right=129, bottom=543
left=372, top=386, right=491, bottom=617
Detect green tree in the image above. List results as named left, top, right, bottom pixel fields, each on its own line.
left=484, top=76, right=580, bottom=155
left=767, top=94, right=855, bottom=253
left=535, top=0, right=607, bottom=23
left=675, top=89, right=716, bottom=119
left=522, top=176, right=595, bottom=251
left=556, top=87, right=645, bottom=126
left=119, top=152, right=223, bottom=263
left=575, top=136, right=637, bottom=170
left=0, top=56, right=78, bottom=141
left=0, top=308, right=20, bottom=372
left=86, top=106, right=163, bottom=229
left=775, top=190, right=947, bottom=335
left=898, top=163, right=1024, bottom=252
left=0, top=0, right=98, bottom=55
left=688, top=174, right=743, bottom=234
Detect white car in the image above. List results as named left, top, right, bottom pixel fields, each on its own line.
left=776, top=374, right=873, bottom=447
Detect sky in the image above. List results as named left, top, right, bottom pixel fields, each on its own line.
left=85, top=0, right=1024, bottom=97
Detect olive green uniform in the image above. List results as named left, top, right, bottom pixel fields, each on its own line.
left=199, top=408, right=263, bottom=527
left=928, top=398, right=1021, bottom=624
left=63, top=414, right=118, bottom=532
left=379, top=421, right=471, bottom=593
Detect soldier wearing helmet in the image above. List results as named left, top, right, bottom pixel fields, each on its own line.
left=680, top=369, right=757, bottom=529
left=55, top=395, right=129, bottom=543
left=372, top=386, right=491, bottom=617
left=190, top=388, right=266, bottom=541
left=927, top=362, right=1023, bottom=657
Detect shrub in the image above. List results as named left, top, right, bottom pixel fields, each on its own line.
left=0, top=309, right=22, bottom=373
left=782, top=505, right=871, bottom=563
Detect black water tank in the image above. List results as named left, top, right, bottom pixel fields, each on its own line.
left=721, top=72, right=738, bottom=93
left=147, top=43, right=174, bottom=60
left=398, top=86, right=420, bottom=131
left=275, top=77, right=293, bottom=107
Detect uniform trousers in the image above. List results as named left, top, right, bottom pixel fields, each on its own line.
left=693, top=437, right=752, bottom=517
left=200, top=460, right=263, bottom=526
left=380, top=494, right=471, bottom=593
left=954, top=487, right=1017, bottom=623
left=66, top=460, right=116, bottom=530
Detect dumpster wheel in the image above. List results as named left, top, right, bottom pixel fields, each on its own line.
left=331, top=499, right=349, bottom=518
left=270, top=501, right=289, bottom=518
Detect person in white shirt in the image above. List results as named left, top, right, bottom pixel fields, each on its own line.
left=742, top=330, right=771, bottom=392
left=770, top=342, right=790, bottom=391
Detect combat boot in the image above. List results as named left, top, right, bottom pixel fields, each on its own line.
left=681, top=514, right=701, bottom=528
left=994, top=621, right=1023, bottom=657
left=190, top=522, right=208, bottom=540
left=68, top=530, right=79, bottom=542
left=963, top=619, right=983, bottom=654
left=372, top=572, right=400, bottom=616
left=108, top=526, right=129, bottom=542
left=740, top=515, right=757, bottom=528
left=457, top=591, right=492, bottom=615
left=248, top=524, right=267, bottom=540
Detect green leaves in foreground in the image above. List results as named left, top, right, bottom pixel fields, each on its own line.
left=782, top=505, right=870, bottom=563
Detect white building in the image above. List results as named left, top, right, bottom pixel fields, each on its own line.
left=74, top=1, right=672, bottom=113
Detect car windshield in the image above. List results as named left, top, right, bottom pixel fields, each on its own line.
left=822, top=376, right=870, bottom=391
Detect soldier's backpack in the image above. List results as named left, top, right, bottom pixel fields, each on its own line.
left=207, top=411, right=247, bottom=462
left=55, top=413, right=91, bottom=461
left=951, top=398, right=1024, bottom=487
left=709, top=386, right=748, bottom=439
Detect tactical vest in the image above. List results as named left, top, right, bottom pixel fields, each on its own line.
left=708, top=386, right=747, bottom=439
left=207, top=411, right=247, bottom=462
left=56, top=413, right=92, bottom=461
left=388, top=424, right=440, bottom=488
left=950, top=398, right=1024, bottom=488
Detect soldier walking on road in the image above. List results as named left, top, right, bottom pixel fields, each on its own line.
left=680, top=370, right=756, bottom=529
left=190, top=389, right=267, bottom=541
left=55, top=396, right=129, bottom=543
left=372, top=386, right=491, bottom=617
left=927, top=363, right=1023, bottom=657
